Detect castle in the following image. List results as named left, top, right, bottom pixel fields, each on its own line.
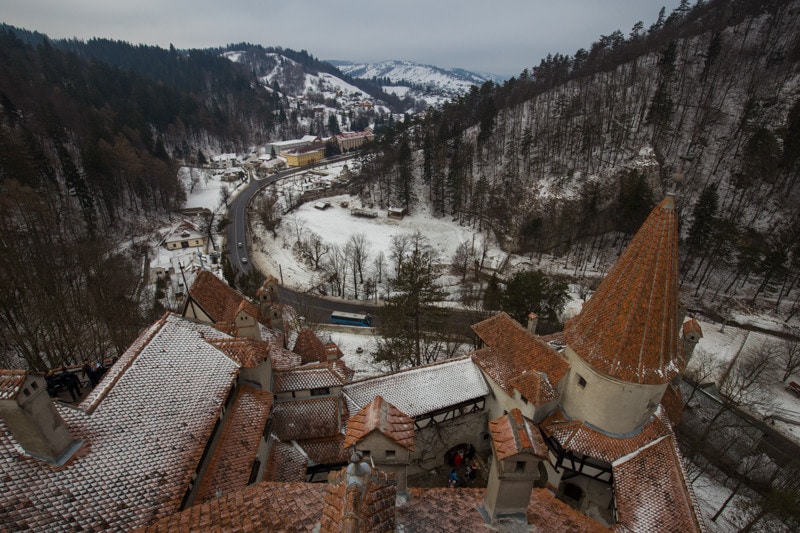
left=0, top=196, right=704, bottom=531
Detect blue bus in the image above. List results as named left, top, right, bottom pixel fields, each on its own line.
left=330, top=311, right=372, bottom=327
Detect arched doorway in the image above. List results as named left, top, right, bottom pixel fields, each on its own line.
left=443, top=443, right=475, bottom=466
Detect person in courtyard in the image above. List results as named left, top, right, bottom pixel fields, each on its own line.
left=59, top=367, right=81, bottom=402
left=82, top=361, right=99, bottom=387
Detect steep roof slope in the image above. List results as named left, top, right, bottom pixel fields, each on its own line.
left=564, top=196, right=683, bottom=385
left=343, top=396, right=415, bottom=451
left=0, top=314, right=239, bottom=531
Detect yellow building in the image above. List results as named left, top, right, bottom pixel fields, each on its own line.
left=282, top=142, right=325, bottom=167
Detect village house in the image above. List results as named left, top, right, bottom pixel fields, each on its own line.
left=163, top=219, right=207, bottom=250
left=1, top=196, right=706, bottom=531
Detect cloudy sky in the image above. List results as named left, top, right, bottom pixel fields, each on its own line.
left=2, top=0, right=682, bottom=76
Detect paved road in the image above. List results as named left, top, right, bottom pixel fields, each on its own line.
left=223, top=161, right=486, bottom=339
left=226, top=155, right=354, bottom=272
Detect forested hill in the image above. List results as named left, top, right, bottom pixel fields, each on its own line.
left=356, top=0, right=800, bottom=314
left=0, top=28, right=285, bottom=371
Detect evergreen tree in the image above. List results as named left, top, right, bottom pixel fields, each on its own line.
left=498, top=270, right=569, bottom=325
left=375, top=233, right=446, bottom=369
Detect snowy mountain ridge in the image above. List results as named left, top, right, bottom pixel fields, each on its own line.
left=331, top=59, right=504, bottom=97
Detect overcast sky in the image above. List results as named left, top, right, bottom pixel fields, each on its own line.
left=1, top=0, right=682, bottom=77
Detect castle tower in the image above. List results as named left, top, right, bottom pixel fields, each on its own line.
left=0, top=371, right=81, bottom=465
left=561, top=196, right=684, bottom=435
left=257, top=275, right=285, bottom=345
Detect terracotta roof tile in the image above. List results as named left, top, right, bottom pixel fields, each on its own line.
left=139, top=481, right=326, bottom=532
left=612, top=435, right=705, bottom=532
left=271, top=347, right=303, bottom=370
left=397, top=488, right=488, bottom=532
left=344, top=396, right=415, bottom=451
left=195, top=385, right=273, bottom=503
left=297, top=435, right=350, bottom=465
left=273, top=366, right=346, bottom=393
left=489, top=408, right=548, bottom=461
left=293, top=328, right=327, bottom=364
left=660, top=382, right=685, bottom=426
left=682, top=317, right=703, bottom=337
left=471, top=312, right=569, bottom=397
left=540, top=408, right=672, bottom=464
left=342, top=356, right=490, bottom=418
left=263, top=439, right=308, bottom=482
left=205, top=337, right=272, bottom=368
left=0, top=369, right=27, bottom=400
left=526, top=488, right=610, bottom=532
left=509, top=370, right=558, bottom=405
left=188, top=270, right=255, bottom=325
left=272, top=397, right=341, bottom=441
left=319, top=465, right=396, bottom=533
left=0, top=314, right=240, bottom=531
left=564, top=197, right=684, bottom=385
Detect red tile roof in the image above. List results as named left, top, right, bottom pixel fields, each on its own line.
left=0, top=314, right=240, bottom=531
left=471, top=312, right=569, bottom=399
left=297, top=435, right=350, bottom=465
left=526, top=488, right=611, bottom=532
left=397, top=488, right=488, bottom=532
left=540, top=408, right=672, bottom=464
left=682, top=317, right=703, bottom=337
left=205, top=337, right=272, bottom=367
left=344, top=396, right=415, bottom=451
left=139, top=481, right=326, bottom=532
left=272, top=397, right=341, bottom=441
left=489, top=408, right=548, bottom=461
left=271, top=346, right=303, bottom=370
left=0, top=369, right=27, bottom=400
left=564, top=197, right=684, bottom=385
left=660, top=382, right=685, bottom=426
left=263, top=439, right=308, bottom=482
left=273, top=366, right=346, bottom=393
left=293, top=328, right=327, bottom=364
left=188, top=270, right=254, bottom=324
left=194, top=385, right=273, bottom=504
left=613, top=435, right=705, bottom=532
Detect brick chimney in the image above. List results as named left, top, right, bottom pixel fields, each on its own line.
left=0, top=370, right=81, bottom=465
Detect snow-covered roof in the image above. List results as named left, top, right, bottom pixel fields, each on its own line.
left=342, top=356, right=490, bottom=418
left=0, top=313, right=240, bottom=531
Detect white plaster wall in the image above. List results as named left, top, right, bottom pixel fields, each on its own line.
left=560, top=346, right=666, bottom=435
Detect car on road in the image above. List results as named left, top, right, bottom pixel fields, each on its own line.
left=238, top=242, right=243, bottom=248
left=242, top=257, right=248, bottom=264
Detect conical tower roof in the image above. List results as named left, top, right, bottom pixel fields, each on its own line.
left=564, top=196, right=683, bottom=384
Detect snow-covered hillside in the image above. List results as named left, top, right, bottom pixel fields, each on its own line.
left=332, top=59, right=502, bottom=101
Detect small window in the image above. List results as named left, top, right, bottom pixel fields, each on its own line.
left=31, top=381, right=38, bottom=390
left=310, top=387, right=330, bottom=396
left=515, top=461, right=526, bottom=473
left=577, top=375, right=587, bottom=389
left=385, top=449, right=396, bottom=458
left=23, top=388, right=30, bottom=397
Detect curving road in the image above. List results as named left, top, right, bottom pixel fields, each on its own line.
left=225, top=154, right=483, bottom=338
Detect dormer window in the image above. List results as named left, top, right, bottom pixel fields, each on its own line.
left=577, top=375, right=587, bottom=389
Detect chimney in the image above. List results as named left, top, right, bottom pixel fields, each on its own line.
left=480, top=409, right=547, bottom=523
left=526, top=312, right=538, bottom=335
left=0, top=370, right=81, bottom=465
